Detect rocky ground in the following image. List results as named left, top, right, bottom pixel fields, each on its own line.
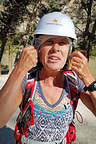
left=0, top=74, right=96, bottom=144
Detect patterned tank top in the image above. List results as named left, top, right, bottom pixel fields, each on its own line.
left=27, top=77, right=73, bottom=142
left=21, top=69, right=84, bottom=143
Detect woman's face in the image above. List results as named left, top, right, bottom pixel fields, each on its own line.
left=39, top=36, right=70, bottom=72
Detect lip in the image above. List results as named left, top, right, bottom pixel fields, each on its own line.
left=48, top=55, right=61, bottom=63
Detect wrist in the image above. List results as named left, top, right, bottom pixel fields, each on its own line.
left=83, top=75, right=95, bottom=87
left=84, top=80, right=96, bottom=92
left=14, top=64, right=27, bottom=80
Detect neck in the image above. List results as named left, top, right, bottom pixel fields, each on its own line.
left=39, top=68, right=64, bottom=87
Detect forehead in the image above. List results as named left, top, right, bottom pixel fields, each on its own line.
left=39, top=35, right=71, bottom=44
left=35, top=35, right=71, bottom=50
left=47, top=36, right=70, bottom=42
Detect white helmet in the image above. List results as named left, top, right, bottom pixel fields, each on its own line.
left=34, top=12, right=76, bottom=40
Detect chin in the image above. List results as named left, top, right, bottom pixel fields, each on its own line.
left=46, top=65, right=63, bottom=72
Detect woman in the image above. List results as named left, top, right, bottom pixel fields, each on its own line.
left=0, top=12, right=96, bottom=144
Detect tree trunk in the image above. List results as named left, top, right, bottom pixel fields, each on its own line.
left=87, top=42, right=91, bottom=61
left=0, top=38, right=8, bottom=62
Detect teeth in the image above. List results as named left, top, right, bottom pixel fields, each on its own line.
left=51, top=57, right=58, bottom=60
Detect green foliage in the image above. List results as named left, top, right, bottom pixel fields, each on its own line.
left=27, top=35, right=33, bottom=45
left=38, top=0, right=66, bottom=18
left=0, top=0, right=35, bottom=61
left=90, top=46, right=96, bottom=56
left=5, top=39, right=18, bottom=53
left=12, top=37, right=20, bottom=45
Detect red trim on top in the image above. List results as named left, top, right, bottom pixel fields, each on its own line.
left=28, top=99, right=34, bottom=125
left=26, top=81, right=34, bottom=89
left=64, top=70, right=74, bottom=75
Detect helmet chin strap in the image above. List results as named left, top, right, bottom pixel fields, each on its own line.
left=69, top=40, right=75, bottom=53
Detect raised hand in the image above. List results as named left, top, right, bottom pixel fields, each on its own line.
left=17, top=46, right=38, bottom=74
left=70, top=50, right=95, bottom=86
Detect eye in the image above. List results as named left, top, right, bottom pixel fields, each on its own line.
left=59, top=41, right=66, bottom=46
left=45, top=40, right=53, bottom=45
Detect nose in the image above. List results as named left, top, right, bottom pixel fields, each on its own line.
left=52, top=43, right=60, bottom=52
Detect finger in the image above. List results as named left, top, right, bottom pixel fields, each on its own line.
left=72, top=56, right=88, bottom=67
left=72, top=61, right=81, bottom=68
left=71, top=65, right=80, bottom=75
left=24, top=45, right=35, bottom=49
left=71, top=64, right=83, bottom=78
left=23, top=46, right=37, bottom=56
left=23, top=46, right=36, bottom=53
left=70, top=50, right=85, bottom=59
left=20, top=47, right=37, bottom=65
left=72, top=56, right=82, bottom=64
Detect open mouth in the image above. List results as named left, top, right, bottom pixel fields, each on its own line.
left=48, top=55, right=61, bottom=63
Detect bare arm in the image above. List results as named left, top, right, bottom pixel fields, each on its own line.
left=0, top=66, right=24, bottom=127
left=80, top=91, right=96, bottom=116
left=0, top=46, right=37, bottom=127
left=71, top=51, right=96, bottom=116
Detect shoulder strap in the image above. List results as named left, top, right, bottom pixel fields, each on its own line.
left=64, top=70, right=79, bottom=112
left=21, top=68, right=37, bottom=110
left=64, top=71, right=83, bottom=124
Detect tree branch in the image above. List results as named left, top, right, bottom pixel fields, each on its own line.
left=61, top=0, right=76, bottom=12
